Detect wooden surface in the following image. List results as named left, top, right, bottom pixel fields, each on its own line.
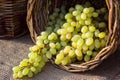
left=0, top=34, right=120, bottom=80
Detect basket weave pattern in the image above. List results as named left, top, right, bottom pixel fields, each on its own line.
left=0, top=0, right=28, bottom=39
left=27, top=0, right=120, bottom=72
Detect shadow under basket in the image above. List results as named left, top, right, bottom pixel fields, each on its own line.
left=27, top=0, right=120, bottom=72
left=0, top=0, right=28, bottom=39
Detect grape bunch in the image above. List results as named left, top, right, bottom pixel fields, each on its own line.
left=55, top=3, right=108, bottom=65
left=12, top=6, right=66, bottom=79
left=12, top=2, right=108, bottom=79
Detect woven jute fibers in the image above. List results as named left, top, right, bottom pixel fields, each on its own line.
left=0, top=35, right=120, bottom=80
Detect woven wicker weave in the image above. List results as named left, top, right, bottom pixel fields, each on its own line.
left=27, top=0, right=120, bottom=72
left=0, top=0, right=28, bottom=39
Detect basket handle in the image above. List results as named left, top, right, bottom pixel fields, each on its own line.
left=27, top=0, right=37, bottom=43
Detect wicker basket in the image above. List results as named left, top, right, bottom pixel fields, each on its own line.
left=27, top=0, right=120, bottom=72
left=0, top=0, right=28, bottom=39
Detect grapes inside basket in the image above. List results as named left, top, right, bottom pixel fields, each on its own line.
left=12, top=0, right=120, bottom=79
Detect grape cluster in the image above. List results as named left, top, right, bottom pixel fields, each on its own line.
left=55, top=3, right=108, bottom=65
left=12, top=6, right=66, bottom=79
left=12, top=2, right=108, bottom=79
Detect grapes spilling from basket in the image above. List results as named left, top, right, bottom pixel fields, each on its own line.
left=12, top=2, right=108, bottom=79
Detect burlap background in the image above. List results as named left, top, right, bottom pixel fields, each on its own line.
left=0, top=34, right=120, bottom=80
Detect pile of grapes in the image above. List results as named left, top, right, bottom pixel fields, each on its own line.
left=12, top=2, right=108, bottom=78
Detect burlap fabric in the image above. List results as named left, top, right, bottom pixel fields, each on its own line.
left=0, top=34, right=120, bottom=80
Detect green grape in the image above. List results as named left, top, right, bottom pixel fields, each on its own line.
left=22, top=68, right=29, bottom=76
left=17, top=71, right=23, bottom=78
left=29, top=45, right=40, bottom=52
left=63, top=23, right=71, bottom=29
left=36, top=41, right=44, bottom=48
left=56, top=42, right=61, bottom=50
left=50, top=48, right=57, bottom=55
left=41, top=31, right=48, bottom=40
left=77, top=56, right=83, bottom=61
left=48, top=34, right=54, bottom=41
left=44, top=39, right=49, bottom=44
left=86, top=50, right=93, bottom=56
left=68, top=50, right=76, bottom=58
left=36, top=66, right=42, bottom=73
left=71, top=35, right=81, bottom=42
left=51, top=32, right=58, bottom=40
left=30, top=67, right=36, bottom=73
left=71, top=21, right=76, bottom=27
left=49, top=42, right=56, bottom=48
left=75, top=49, right=82, bottom=57
left=76, top=14, right=82, bottom=21
left=85, top=18, right=92, bottom=25
left=82, top=44, right=88, bottom=51
left=83, top=8, right=90, bottom=14
left=35, top=56, right=42, bottom=62
left=98, top=32, right=106, bottom=39
left=33, top=62, right=39, bottom=67
left=39, top=60, right=46, bottom=68
left=85, top=38, right=94, bottom=46
left=98, top=22, right=106, bottom=28
left=81, top=26, right=88, bottom=33
left=56, top=53, right=64, bottom=61
left=95, top=39, right=101, bottom=49
left=60, top=29, right=68, bottom=35
left=29, top=58, right=34, bottom=63
left=55, top=58, right=61, bottom=65
left=75, top=4, right=84, bottom=11
left=28, top=71, right=33, bottom=77
left=65, top=13, right=73, bottom=19
left=81, top=13, right=87, bottom=20
left=20, top=59, right=29, bottom=67
left=94, top=29, right=100, bottom=37
left=36, top=36, right=44, bottom=42
left=72, top=10, right=80, bottom=16
left=81, top=33, right=86, bottom=39
left=85, top=31, right=93, bottom=38
left=89, top=7, right=95, bottom=12
left=89, top=25, right=96, bottom=32
left=60, top=35, right=67, bottom=41
left=13, top=73, right=18, bottom=79
left=12, top=66, right=21, bottom=73
left=79, top=20, right=85, bottom=25
left=28, top=52, right=38, bottom=60
left=67, top=26, right=74, bottom=32
left=69, top=7, right=75, bottom=13
left=60, top=41, right=67, bottom=47
left=92, top=51, right=98, bottom=58
left=72, top=42, right=77, bottom=48
left=61, top=56, right=69, bottom=66
left=42, top=48, right=47, bottom=54
left=46, top=27, right=52, bottom=34
left=46, top=51, right=52, bottom=59
left=89, top=43, right=94, bottom=50
left=84, top=55, right=90, bottom=62
left=101, top=39, right=106, bottom=47
left=77, top=38, right=84, bottom=49
left=100, top=8, right=107, bottom=13
left=67, top=18, right=73, bottom=23
left=42, top=55, right=48, bottom=62
left=92, top=12, right=99, bottom=17
left=66, top=33, right=72, bottom=40
left=64, top=46, right=71, bottom=54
